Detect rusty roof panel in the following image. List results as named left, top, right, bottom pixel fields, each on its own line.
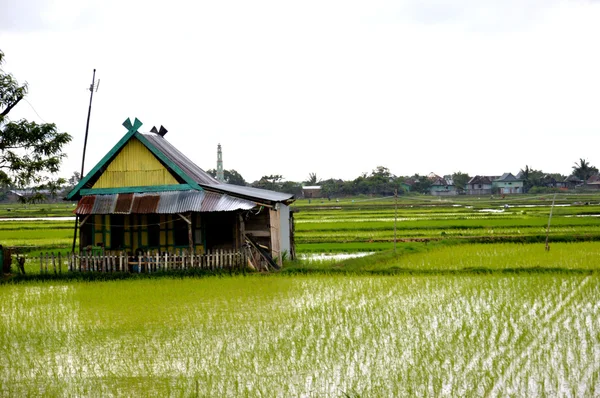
left=75, top=191, right=256, bottom=215
left=131, top=194, right=160, bottom=213
left=114, top=193, right=134, bottom=214
left=91, top=194, right=116, bottom=214
left=75, top=196, right=96, bottom=215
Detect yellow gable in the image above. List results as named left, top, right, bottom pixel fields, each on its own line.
left=92, top=138, right=179, bottom=188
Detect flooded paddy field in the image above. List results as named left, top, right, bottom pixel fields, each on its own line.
left=2, top=242, right=600, bottom=396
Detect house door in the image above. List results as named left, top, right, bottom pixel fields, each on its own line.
left=204, top=212, right=236, bottom=250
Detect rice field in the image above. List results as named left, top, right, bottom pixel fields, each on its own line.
left=2, top=195, right=600, bottom=396
left=1, top=271, right=599, bottom=396
left=293, top=194, right=600, bottom=252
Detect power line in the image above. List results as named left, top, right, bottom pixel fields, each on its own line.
left=22, top=98, right=48, bottom=124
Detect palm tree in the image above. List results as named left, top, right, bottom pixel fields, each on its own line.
left=572, top=159, right=598, bottom=183
left=305, top=172, right=320, bottom=185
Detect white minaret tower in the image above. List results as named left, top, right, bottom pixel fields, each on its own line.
left=216, top=143, right=224, bottom=182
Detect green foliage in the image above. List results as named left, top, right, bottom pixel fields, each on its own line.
left=0, top=50, right=72, bottom=187
left=206, top=168, right=246, bottom=186
left=410, top=174, right=433, bottom=194
left=452, top=171, right=470, bottom=191
left=305, top=172, right=320, bottom=185
left=572, top=158, right=598, bottom=182
left=252, top=174, right=283, bottom=191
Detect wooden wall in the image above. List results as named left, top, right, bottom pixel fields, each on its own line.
left=93, top=138, right=179, bottom=188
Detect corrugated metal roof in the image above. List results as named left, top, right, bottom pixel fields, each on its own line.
left=131, top=194, right=160, bottom=213
left=75, top=190, right=256, bottom=215
left=91, top=195, right=116, bottom=214
left=202, top=183, right=294, bottom=203
left=114, top=193, right=133, bottom=213
left=141, top=133, right=294, bottom=203
left=75, top=196, right=96, bottom=214
left=141, top=133, right=219, bottom=185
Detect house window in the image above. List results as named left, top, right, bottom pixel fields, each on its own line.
left=174, top=217, right=189, bottom=246
left=148, top=214, right=160, bottom=248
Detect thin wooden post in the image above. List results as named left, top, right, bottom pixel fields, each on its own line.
left=394, top=189, right=398, bottom=253
left=58, top=252, right=62, bottom=274
left=138, top=255, right=141, bottom=274
left=45, top=253, right=49, bottom=273
left=40, top=255, right=43, bottom=274
left=52, top=253, right=56, bottom=274
left=545, top=192, right=557, bottom=251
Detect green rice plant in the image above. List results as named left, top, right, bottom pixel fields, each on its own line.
left=1, top=272, right=598, bottom=396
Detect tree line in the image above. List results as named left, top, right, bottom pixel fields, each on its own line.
left=210, top=160, right=599, bottom=198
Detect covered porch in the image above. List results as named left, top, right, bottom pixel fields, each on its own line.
left=75, top=190, right=256, bottom=256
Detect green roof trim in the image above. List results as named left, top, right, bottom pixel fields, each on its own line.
left=66, top=117, right=203, bottom=201
left=66, top=127, right=141, bottom=200
left=134, top=132, right=202, bottom=191
left=80, top=184, right=195, bottom=195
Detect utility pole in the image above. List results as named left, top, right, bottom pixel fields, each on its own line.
left=71, top=69, right=99, bottom=252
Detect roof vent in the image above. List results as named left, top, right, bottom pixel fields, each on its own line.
left=150, top=125, right=168, bottom=137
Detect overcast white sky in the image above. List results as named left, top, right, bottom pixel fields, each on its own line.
left=1, top=0, right=599, bottom=183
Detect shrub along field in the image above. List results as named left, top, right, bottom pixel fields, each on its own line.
left=1, top=194, right=600, bottom=395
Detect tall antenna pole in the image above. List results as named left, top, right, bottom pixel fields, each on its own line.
left=71, top=69, right=98, bottom=252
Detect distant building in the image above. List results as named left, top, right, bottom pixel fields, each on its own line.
left=465, top=176, right=494, bottom=195
left=586, top=174, right=600, bottom=190
left=429, top=177, right=458, bottom=196
left=564, top=175, right=582, bottom=189
left=493, top=173, right=523, bottom=194
left=302, top=186, right=322, bottom=198
left=4, top=189, right=53, bottom=203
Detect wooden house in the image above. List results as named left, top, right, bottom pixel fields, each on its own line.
left=465, top=176, right=493, bottom=195
left=66, top=118, right=296, bottom=262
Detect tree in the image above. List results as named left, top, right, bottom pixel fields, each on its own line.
left=305, top=172, right=320, bottom=185
left=206, top=168, right=246, bottom=186
left=520, top=165, right=545, bottom=193
left=0, top=50, right=72, bottom=187
left=411, top=174, right=432, bottom=194
left=67, top=171, right=81, bottom=187
left=252, top=175, right=284, bottom=191
left=572, top=158, right=598, bottom=183
left=452, top=171, right=470, bottom=192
